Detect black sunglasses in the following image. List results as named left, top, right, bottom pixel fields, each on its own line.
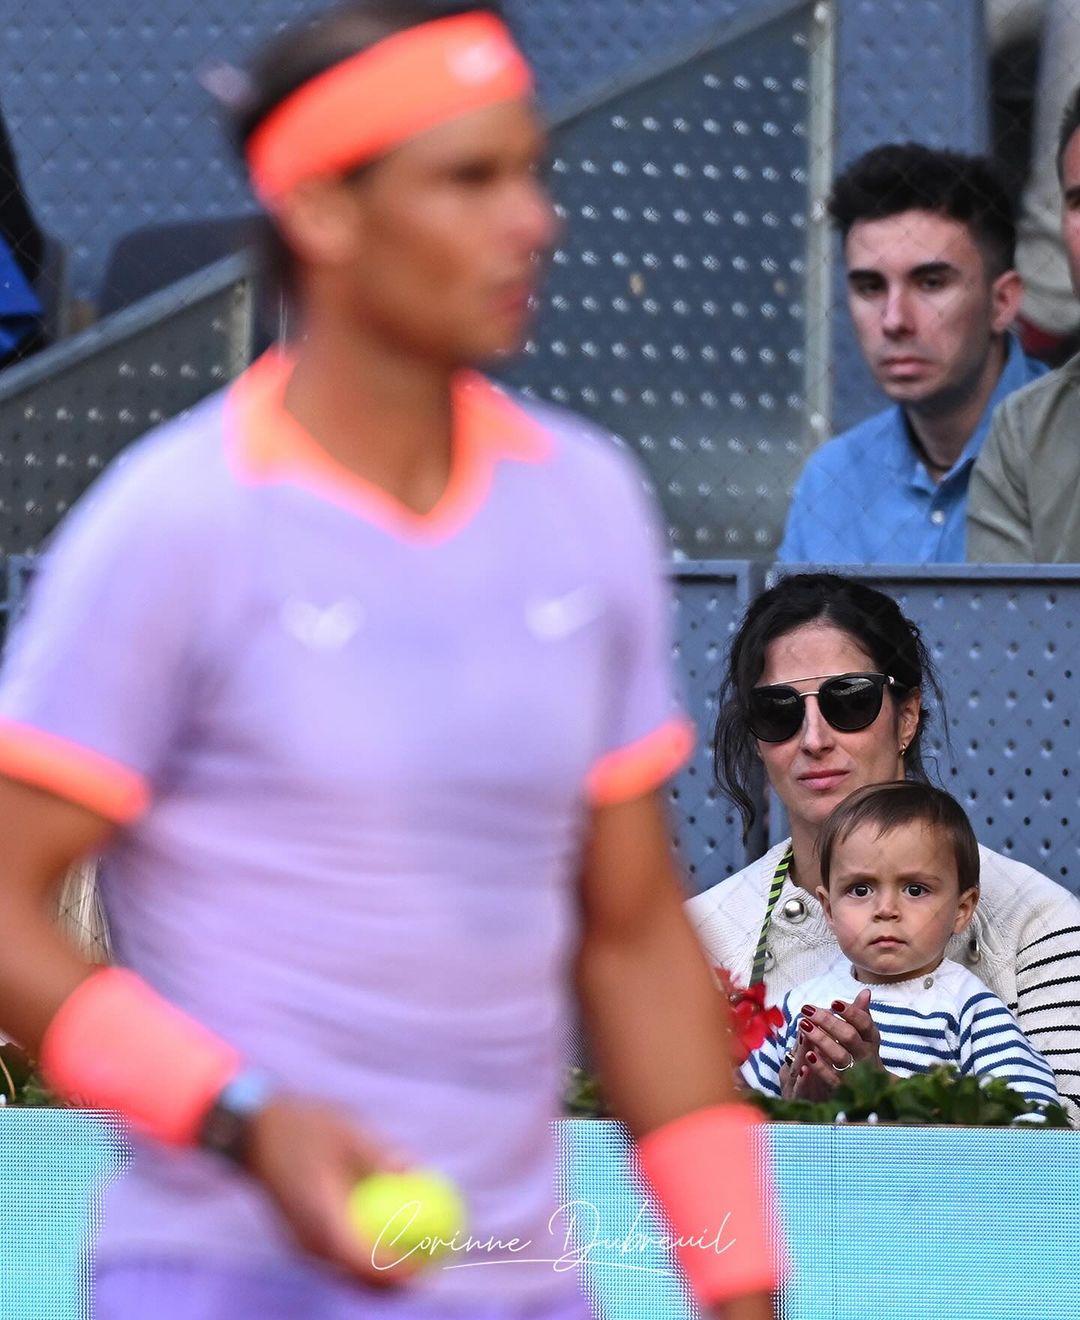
left=746, top=672, right=902, bottom=744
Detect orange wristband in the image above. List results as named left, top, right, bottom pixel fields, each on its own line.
left=40, top=968, right=241, bottom=1145
left=636, top=1103, right=783, bottom=1303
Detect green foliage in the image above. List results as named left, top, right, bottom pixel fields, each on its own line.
left=564, top=1066, right=609, bottom=1118
left=0, top=1044, right=62, bottom=1108
left=564, top=1060, right=1071, bottom=1127
left=747, top=1060, right=1072, bottom=1128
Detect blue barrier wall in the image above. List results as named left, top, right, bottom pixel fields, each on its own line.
left=4, top=1113, right=1079, bottom=1320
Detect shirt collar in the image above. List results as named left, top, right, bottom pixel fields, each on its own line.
left=223, top=348, right=551, bottom=543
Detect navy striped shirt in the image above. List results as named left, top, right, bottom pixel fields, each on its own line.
left=743, top=957, right=1060, bottom=1108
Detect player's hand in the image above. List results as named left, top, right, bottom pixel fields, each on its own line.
left=244, top=1095, right=421, bottom=1287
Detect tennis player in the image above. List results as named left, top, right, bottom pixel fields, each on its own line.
left=0, top=4, right=778, bottom=1317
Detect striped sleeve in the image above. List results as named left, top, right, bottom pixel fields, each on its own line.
left=958, top=990, right=1061, bottom=1108
left=740, top=994, right=795, bottom=1097
left=869, top=1003, right=959, bottom=1075
left=1014, top=919, right=1080, bottom=1119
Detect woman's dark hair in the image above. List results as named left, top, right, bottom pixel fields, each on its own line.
left=713, top=573, right=946, bottom=841
left=221, top=1, right=505, bottom=305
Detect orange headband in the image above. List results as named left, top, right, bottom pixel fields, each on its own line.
left=247, top=11, right=533, bottom=206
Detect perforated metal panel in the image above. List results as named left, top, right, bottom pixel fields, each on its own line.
left=753, top=566, right=1080, bottom=893
left=501, top=4, right=816, bottom=558
left=3, top=0, right=995, bottom=528
left=1, top=0, right=776, bottom=303
left=2, top=2, right=319, bottom=302
left=829, top=0, right=989, bottom=432
left=0, top=256, right=253, bottom=554
left=854, top=568, right=1080, bottom=890
left=671, top=561, right=766, bottom=889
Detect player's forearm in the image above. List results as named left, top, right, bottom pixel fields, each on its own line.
left=0, top=887, right=95, bottom=1052
left=576, top=895, right=738, bottom=1135
left=0, top=780, right=116, bottom=1051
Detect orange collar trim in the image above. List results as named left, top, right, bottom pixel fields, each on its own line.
left=225, top=349, right=552, bottom=544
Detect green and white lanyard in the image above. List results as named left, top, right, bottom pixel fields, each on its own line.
left=749, top=845, right=794, bottom=987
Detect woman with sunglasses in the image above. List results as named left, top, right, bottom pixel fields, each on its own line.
left=687, top=572, right=1080, bottom=1115
left=0, top=4, right=778, bottom=1318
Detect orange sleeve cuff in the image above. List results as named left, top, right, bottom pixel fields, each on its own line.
left=0, top=717, right=150, bottom=823
left=586, top=716, right=695, bottom=806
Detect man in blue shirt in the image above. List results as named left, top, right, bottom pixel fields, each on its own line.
left=779, top=143, right=1046, bottom=564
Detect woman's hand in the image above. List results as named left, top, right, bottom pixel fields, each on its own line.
left=781, top=990, right=886, bottom=1099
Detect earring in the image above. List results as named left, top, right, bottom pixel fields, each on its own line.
left=899, top=742, right=908, bottom=754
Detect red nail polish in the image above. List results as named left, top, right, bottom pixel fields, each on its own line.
left=801, top=1005, right=815, bottom=1016
left=831, top=1001, right=845, bottom=1012
left=806, top=1051, right=817, bottom=1063
left=799, top=1019, right=813, bottom=1033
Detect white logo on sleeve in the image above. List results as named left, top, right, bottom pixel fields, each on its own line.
left=281, top=598, right=365, bottom=651
left=525, top=586, right=604, bottom=641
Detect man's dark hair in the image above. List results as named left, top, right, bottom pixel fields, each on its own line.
left=818, top=781, right=980, bottom=896
left=1057, top=82, right=1080, bottom=183
left=827, top=142, right=1016, bottom=277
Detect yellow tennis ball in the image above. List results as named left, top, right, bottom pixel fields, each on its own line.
left=348, top=1170, right=466, bottom=1264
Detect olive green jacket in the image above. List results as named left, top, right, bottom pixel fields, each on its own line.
left=967, top=352, right=1080, bottom=562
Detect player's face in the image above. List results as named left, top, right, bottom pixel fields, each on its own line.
left=1060, top=127, right=1080, bottom=298
left=333, top=98, right=556, bottom=363
left=817, top=821, right=977, bottom=984
left=753, top=623, right=920, bottom=835
left=844, top=209, right=1016, bottom=416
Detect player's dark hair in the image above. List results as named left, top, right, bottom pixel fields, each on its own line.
left=713, top=573, right=945, bottom=841
left=818, top=781, right=980, bottom=895
left=828, top=142, right=1016, bottom=277
left=221, top=2, right=505, bottom=305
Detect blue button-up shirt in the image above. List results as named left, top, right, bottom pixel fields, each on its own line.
left=0, top=234, right=40, bottom=360
left=777, top=337, right=1046, bottom=564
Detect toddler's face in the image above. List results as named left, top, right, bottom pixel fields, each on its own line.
left=817, top=821, right=977, bottom=984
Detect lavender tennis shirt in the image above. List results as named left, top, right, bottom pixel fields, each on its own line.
left=0, top=351, right=691, bottom=1307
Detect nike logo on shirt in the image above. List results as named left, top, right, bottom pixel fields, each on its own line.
left=281, top=599, right=365, bottom=651
left=525, top=586, right=604, bottom=641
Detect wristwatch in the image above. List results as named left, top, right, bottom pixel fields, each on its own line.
left=198, top=1068, right=276, bottom=1166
